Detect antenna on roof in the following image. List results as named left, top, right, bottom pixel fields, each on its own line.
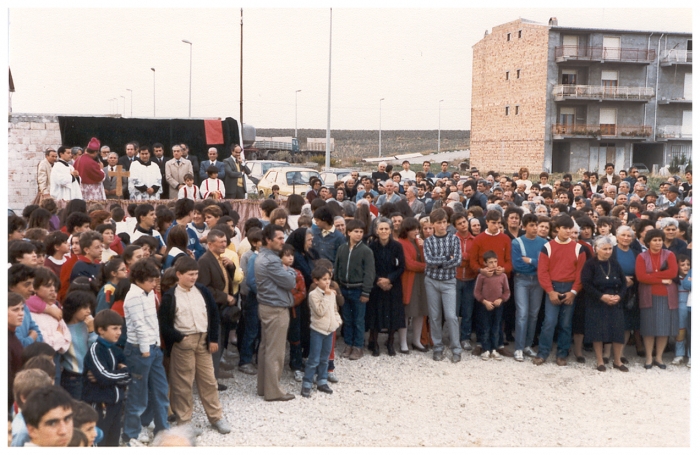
left=549, top=17, right=558, bottom=26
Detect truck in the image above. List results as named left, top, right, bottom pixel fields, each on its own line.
left=241, top=123, right=334, bottom=162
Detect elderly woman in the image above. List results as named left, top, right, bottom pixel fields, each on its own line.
left=405, top=186, right=425, bottom=218
left=614, top=225, right=644, bottom=358
left=582, top=236, right=628, bottom=372
left=636, top=229, right=679, bottom=369
left=396, top=217, right=429, bottom=353
left=658, top=217, right=688, bottom=258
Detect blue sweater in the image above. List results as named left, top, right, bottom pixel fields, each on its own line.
left=164, top=222, right=206, bottom=260
left=61, top=322, right=98, bottom=374
left=16, top=306, right=43, bottom=347
left=311, top=224, right=346, bottom=263
left=511, top=236, right=547, bottom=275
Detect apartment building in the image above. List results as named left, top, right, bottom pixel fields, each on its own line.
left=470, top=18, right=692, bottom=174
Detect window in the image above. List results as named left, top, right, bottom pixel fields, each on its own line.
left=601, top=70, right=619, bottom=97
left=505, top=106, right=510, bottom=116
left=600, top=108, right=617, bottom=136
left=561, top=69, right=577, bottom=85
left=506, top=71, right=510, bottom=80
left=515, top=105, right=520, bottom=115
left=518, top=30, right=522, bottom=39
left=517, top=69, right=521, bottom=79
left=507, top=33, right=511, bottom=41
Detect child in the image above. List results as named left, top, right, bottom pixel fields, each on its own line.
left=301, top=266, right=343, bottom=398
left=269, top=184, right=280, bottom=200
left=312, top=258, right=344, bottom=382
left=682, top=269, right=691, bottom=368
left=83, top=309, right=131, bottom=447
left=178, top=174, right=201, bottom=201
left=96, top=224, right=118, bottom=262
left=96, top=258, right=128, bottom=313
left=11, top=369, right=54, bottom=447
left=8, top=292, right=26, bottom=412
left=72, top=401, right=99, bottom=446
left=200, top=166, right=226, bottom=200
left=673, top=254, right=691, bottom=366
left=596, top=216, right=617, bottom=245
left=43, top=231, right=70, bottom=278
left=281, top=244, right=307, bottom=382
left=26, top=268, right=71, bottom=356
left=60, top=291, right=98, bottom=399
left=474, top=250, right=511, bottom=361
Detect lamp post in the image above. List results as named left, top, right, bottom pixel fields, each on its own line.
left=379, top=98, right=385, bottom=157
left=120, top=95, right=125, bottom=117
left=438, top=99, right=444, bottom=152
left=182, top=40, right=192, bottom=117
left=295, top=89, right=302, bottom=138
left=126, top=89, right=132, bottom=117
left=150, top=68, right=156, bottom=117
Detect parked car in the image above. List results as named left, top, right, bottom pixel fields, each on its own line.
left=319, top=169, right=352, bottom=186
left=257, top=167, right=321, bottom=199
left=633, top=163, right=651, bottom=174
left=245, top=160, right=291, bottom=193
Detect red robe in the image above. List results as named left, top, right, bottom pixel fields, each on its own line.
left=74, top=154, right=105, bottom=184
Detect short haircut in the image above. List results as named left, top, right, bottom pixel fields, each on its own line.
left=23, top=355, right=55, bottom=378
left=552, top=214, right=574, bottom=229
left=677, top=253, right=691, bottom=264
left=260, top=199, right=278, bottom=217
left=184, top=173, right=194, bottom=181
left=139, top=145, right=150, bottom=153
left=9, top=291, right=24, bottom=308
left=597, top=216, right=613, bottom=228
left=14, top=368, right=53, bottom=410
left=79, top=230, right=103, bottom=254
left=174, top=256, right=199, bottom=274
left=522, top=213, right=538, bottom=226
left=243, top=217, right=263, bottom=234
left=94, top=309, right=124, bottom=332
left=280, top=244, right=295, bottom=258
left=62, top=291, right=95, bottom=324
left=9, top=240, right=36, bottom=264
left=202, top=205, right=223, bottom=219
left=441, top=161, right=448, bottom=166
left=65, top=212, right=91, bottom=234
left=484, top=209, right=502, bottom=222
left=261, top=224, right=284, bottom=245
left=483, top=250, right=498, bottom=262
left=95, top=223, right=114, bottom=235
left=22, top=385, right=74, bottom=429
left=644, top=228, right=664, bottom=245
left=429, top=208, right=447, bottom=223
left=174, top=198, right=195, bottom=220
left=345, top=219, right=365, bottom=233
left=450, top=212, right=468, bottom=227
left=134, top=204, right=155, bottom=225
left=9, top=214, right=27, bottom=234
left=33, top=267, right=59, bottom=292
left=398, top=217, right=421, bottom=239
left=72, top=400, right=98, bottom=427
left=313, top=206, right=334, bottom=226
left=132, top=236, right=160, bottom=252
left=110, top=206, right=125, bottom=223
left=206, top=228, right=226, bottom=244
left=311, top=266, right=331, bottom=280
left=129, top=259, right=161, bottom=284
left=539, top=172, right=549, bottom=179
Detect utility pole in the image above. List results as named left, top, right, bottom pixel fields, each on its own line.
left=126, top=89, right=132, bottom=117
left=182, top=40, right=193, bottom=117
left=438, top=99, right=444, bottom=152
left=325, top=9, right=332, bottom=170
left=240, top=8, right=244, bottom=126
left=379, top=98, right=385, bottom=157
left=151, top=68, right=156, bottom=117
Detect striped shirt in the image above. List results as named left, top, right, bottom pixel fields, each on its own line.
left=124, top=284, right=160, bottom=353
left=424, top=233, right=462, bottom=281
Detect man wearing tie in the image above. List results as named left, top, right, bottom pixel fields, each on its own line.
left=181, top=143, right=200, bottom=185
left=223, top=144, right=251, bottom=200
left=118, top=142, right=139, bottom=199
left=200, top=147, right=226, bottom=182
left=103, top=152, right=127, bottom=199
left=165, top=144, right=194, bottom=199
left=151, top=143, right=169, bottom=199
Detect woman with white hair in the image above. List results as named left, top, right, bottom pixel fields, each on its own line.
left=405, top=186, right=425, bottom=218
left=582, top=235, right=628, bottom=372
left=658, top=217, right=689, bottom=257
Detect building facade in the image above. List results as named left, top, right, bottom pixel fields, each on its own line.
left=470, top=18, right=692, bottom=174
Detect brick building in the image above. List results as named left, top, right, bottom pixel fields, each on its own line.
left=470, top=18, right=692, bottom=174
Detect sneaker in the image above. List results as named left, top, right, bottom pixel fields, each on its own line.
left=220, top=359, right=236, bottom=371
left=178, top=423, right=203, bottom=437
left=523, top=347, right=538, bottom=358
left=433, top=351, right=444, bottom=361
left=301, top=387, right=311, bottom=398
left=481, top=350, right=490, bottom=361
left=491, top=350, right=503, bottom=361
left=293, top=370, right=304, bottom=382
left=461, top=340, right=473, bottom=351
left=327, top=372, right=339, bottom=383
left=451, top=352, right=461, bottom=363
left=238, top=363, right=257, bottom=375
left=212, top=419, right=231, bottom=435
left=671, top=356, right=684, bottom=365
left=317, top=384, right=333, bottom=394
left=348, top=347, right=363, bottom=361
left=127, top=438, right=145, bottom=447
left=514, top=350, right=524, bottom=362
left=556, top=357, right=568, bottom=367
left=137, top=426, right=150, bottom=443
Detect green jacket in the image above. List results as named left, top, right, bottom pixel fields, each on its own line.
left=334, top=241, right=376, bottom=298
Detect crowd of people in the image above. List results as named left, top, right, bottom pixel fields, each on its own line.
left=8, top=141, right=694, bottom=447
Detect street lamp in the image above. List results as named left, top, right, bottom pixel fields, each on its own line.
left=379, top=98, right=385, bottom=157
left=150, top=68, right=156, bottom=117
left=126, top=89, right=133, bottom=117
left=438, top=99, right=444, bottom=152
left=182, top=40, right=192, bottom=117
left=120, top=95, right=126, bottom=117
left=295, top=89, right=302, bottom=138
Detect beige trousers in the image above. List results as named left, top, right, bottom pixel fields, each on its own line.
left=257, top=304, right=290, bottom=400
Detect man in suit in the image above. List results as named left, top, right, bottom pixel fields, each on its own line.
left=151, top=143, right=169, bottom=199
left=165, top=144, right=193, bottom=199
left=37, top=147, right=57, bottom=198
left=199, top=147, right=226, bottom=182
left=222, top=144, right=251, bottom=200
left=197, top=229, right=237, bottom=386
left=118, top=142, right=139, bottom=199
left=103, top=152, right=127, bottom=199
left=99, top=145, right=111, bottom=166
left=463, top=179, right=487, bottom=211
left=181, top=143, right=200, bottom=185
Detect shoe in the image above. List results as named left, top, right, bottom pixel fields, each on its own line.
left=532, top=357, right=545, bottom=366
left=496, top=347, right=513, bottom=358
left=317, top=384, right=333, bottom=394
left=217, top=383, right=228, bottom=391
left=433, top=351, right=444, bottom=361
left=603, top=357, right=610, bottom=364
left=386, top=342, right=396, bottom=357
left=556, top=357, right=567, bottom=367
left=137, top=426, right=151, bottom=443
left=461, top=340, right=473, bottom=351
left=217, top=370, right=234, bottom=379
left=514, top=350, right=524, bottom=362
left=371, top=344, right=380, bottom=357
left=491, top=350, right=503, bottom=361
left=576, top=356, right=585, bottom=364
left=127, top=438, right=145, bottom=447
left=238, top=363, right=257, bottom=375
left=327, top=372, right=339, bottom=383
left=451, top=352, right=461, bottom=363
left=644, top=363, right=653, bottom=369
left=472, top=345, right=483, bottom=356
left=481, top=351, right=491, bottom=361
left=399, top=348, right=410, bottom=354
left=367, top=341, right=377, bottom=351
left=596, top=364, right=606, bottom=372
left=411, top=343, right=429, bottom=353
left=265, top=393, right=295, bottom=402
left=177, top=423, right=203, bottom=437
left=341, top=346, right=352, bottom=358
left=523, top=347, right=537, bottom=358
left=687, top=359, right=691, bottom=368
left=637, top=349, right=646, bottom=357
left=212, top=419, right=231, bottom=435
left=301, top=387, right=311, bottom=398
left=613, top=364, right=629, bottom=372
left=671, top=356, right=683, bottom=366
left=620, top=357, right=629, bottom=365
left=293, top=370, right=304, bottom=382
left=220, top=360, right=236, bottom=371
left=168, top=414, right=177, bottom=423
left=348, top=347, right=363, bottom=361
left=653, top=360, right=667, bottom=370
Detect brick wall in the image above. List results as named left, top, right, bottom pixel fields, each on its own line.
left=470, top=19, right=550, bottom=175
left=8, top=114, right=62, bottom=211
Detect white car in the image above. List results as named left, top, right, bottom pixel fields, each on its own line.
left=245, top=160, right=291, bottom=193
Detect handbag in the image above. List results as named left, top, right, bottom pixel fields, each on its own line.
left=220, top=304, right=241, bottom=324
left=624, top=287, right=638, bottom=311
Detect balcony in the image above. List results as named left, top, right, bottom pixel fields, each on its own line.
left=552, top=85, right=655, bottom=102
left=555, top=46, right=656, bottom=64
left=656, top=126, right=692, bottom=141
left=657, top=97, right=692, bottom=105
left=552, top=123, right=652, bottom=140
left=660, top=49, right=692, bottom=66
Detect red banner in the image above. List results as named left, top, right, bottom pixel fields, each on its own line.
left=204, top=119, right=224, bottom=145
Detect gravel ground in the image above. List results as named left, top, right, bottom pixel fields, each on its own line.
left=181, top=335, right=689, bottom=447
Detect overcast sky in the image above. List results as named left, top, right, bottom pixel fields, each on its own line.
left=6, top=3, right=693, bottom=130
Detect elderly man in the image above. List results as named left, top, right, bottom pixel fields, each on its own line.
left=99, top=145, right=111, bottom=166
left=103, top=152, right=126, bottom=199
left=36, top=148, right=57, bottom=198
left=255, top=224, right=298, bottom=401
left=165, top=144, right=194, bottom=199
left=405, top=186, right=425, bottom=217
left=376, top=180, right=401, bottom=208
left=128, top=146, right=162, bottom=200
left=222, top=144, right=251, bottom=199
left=199, top=148, right=225, bottom=182
left=74, top=137, right=106, bottom=200
left=50, top=146, right=82, bottom=202
left=633, top=181, right=647, bottom=200
left=371, top=162, right=390, bottom=183
left=618, top=181, right=631, bottom=196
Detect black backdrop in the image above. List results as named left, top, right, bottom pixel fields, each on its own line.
left=58, top=116, right=241, bottom=161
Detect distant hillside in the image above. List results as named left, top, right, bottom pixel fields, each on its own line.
left=256, top=129, right=470, bottom=164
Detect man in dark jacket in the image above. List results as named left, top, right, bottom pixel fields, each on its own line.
left=463, top=179, right=487, bottom=211
left=181, top=143, right=201, bottom=185
left=150, top=143, right=169, bottom=199
left=222, top=144, right=251, bottom=199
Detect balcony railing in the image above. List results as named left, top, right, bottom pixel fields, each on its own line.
left=552, top=84, right=655, bottom=101
left=555, top=46, right=656, bottom=63
left=660, top=49, right=692, bottom=64
left=552, top=123, right=652, bottom=138
left=656, top=125, right=692, bottom=140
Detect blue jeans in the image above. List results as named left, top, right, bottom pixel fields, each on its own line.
left=122, top=344, right=170, bottom=441
left=676, top=296, right=689, bottom=357
left=239, top=293, right=260, bottom=366
left=341, top=288, right=365, bottom=348
left=514, top=274, right=545, bottom=352
left=303, top=329, right=333, bottom=389
left=456, top=279, right=476, bottom=342
left=537, top=281, right=575, bottom=360
left=425, top=277, right=462, bottom=355
left=480, top=302, right=504, bottom=352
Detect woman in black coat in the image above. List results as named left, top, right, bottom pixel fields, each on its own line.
left=286, top=228, right=319, bottom=360
left=582, top=236, right=628, bottom=372
left=366, top=218, right=405, bottom=357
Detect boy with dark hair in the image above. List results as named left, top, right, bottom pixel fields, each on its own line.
left=22, top=385, right=74, bottom=447
left=312, top=206, right=346, bottom=263
left=69, top=231, right=104, bottom=282
left=9, top=214, right=27, bottom=240
left=131, top=203, right=165, bottom=254
left=259, top=199, right=278, bottom=226
left=44, top=231, right=70, bottom=277
left=474, top=250, right=510, bottom=361
left=72, top=401, right=99, bottom=446
left=9, top=265, right=43, bottom=347
left=166, top=197, right=206, bottom=259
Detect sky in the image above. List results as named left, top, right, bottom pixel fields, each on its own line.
left=5, top=3, right=694, bottom=131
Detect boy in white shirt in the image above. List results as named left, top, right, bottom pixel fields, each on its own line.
left=200, top=166, right=226, bottom=200
left=178, top=174, right=201, bottom=201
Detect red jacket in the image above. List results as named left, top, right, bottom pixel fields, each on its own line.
left=456, top=230, right=477, bottom=281
left=469, top=231, right=513, bottom=278
left=537, top=238, right=585, bottom=293
left=74, top=154, right=105, bottom=185
left=397, top=238, right=426, bottom=305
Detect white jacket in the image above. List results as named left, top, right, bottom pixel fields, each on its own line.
left=49, top=159, right=82, bottom=201
left=128, top=160, right=162, bottom=200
